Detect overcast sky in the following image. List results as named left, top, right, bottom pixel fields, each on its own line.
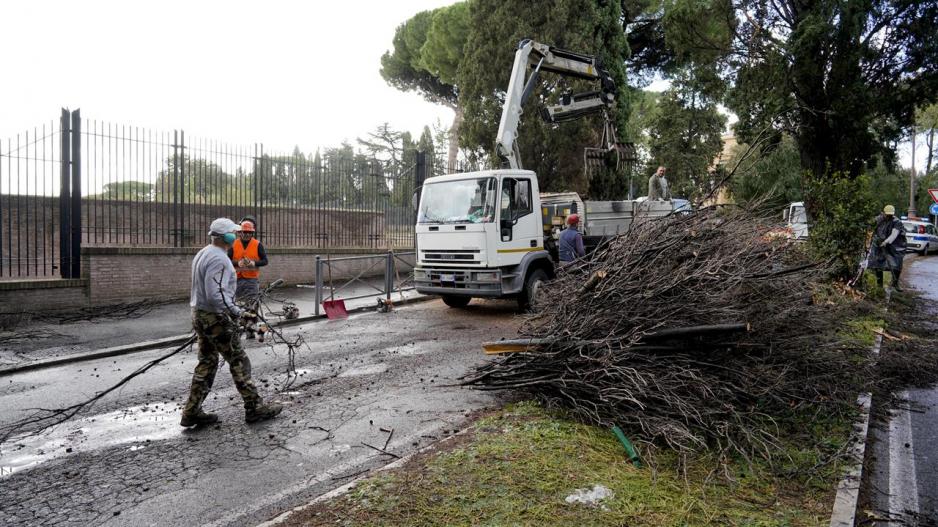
left=0, top=0, right=925, bottom=173
left=0, top=0, right=457, bottom=155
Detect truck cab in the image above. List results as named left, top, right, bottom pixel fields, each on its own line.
left=782, top=202, right=809, bottom=239
left=413, top=169, right=553, bottom=308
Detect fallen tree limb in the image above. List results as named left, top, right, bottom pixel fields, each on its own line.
left=464, top=206, right=875, bottom=460
left=0, top=335, right=197, bottom=448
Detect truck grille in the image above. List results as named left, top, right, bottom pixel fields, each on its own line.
left=420, top=249, right=481, bottom=265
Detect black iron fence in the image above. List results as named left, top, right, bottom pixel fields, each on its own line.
left=0, top=109, right=427, bottom=280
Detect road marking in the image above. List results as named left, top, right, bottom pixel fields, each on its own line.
left=830, top=332, right=881, bottom=527
left=889, top=390, right=920, bottom=520
left=829, top=393, right=872, bottom=527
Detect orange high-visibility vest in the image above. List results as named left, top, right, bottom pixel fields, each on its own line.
left=232, top=238, right=260, bottom=279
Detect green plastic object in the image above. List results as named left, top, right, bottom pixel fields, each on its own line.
left=612, top=425, right=642, bottom=468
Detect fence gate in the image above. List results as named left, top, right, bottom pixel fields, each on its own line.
left=0, top=108, right=82, bottom=280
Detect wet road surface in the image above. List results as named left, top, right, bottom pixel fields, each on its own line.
left=0, top=279, right=409, bottom=370
left=866, top=255, right=938, bottom=525
left=0, top=299, right=521, bottom=526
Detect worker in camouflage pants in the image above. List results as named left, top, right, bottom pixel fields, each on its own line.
left=181, top=217, right=282, bottom=427
left=183, top=310, right=261, bottom=418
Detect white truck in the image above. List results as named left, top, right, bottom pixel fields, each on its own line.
left=413, top=40, right=672, bottom=309
left=782, top=202, right=809, bottom=239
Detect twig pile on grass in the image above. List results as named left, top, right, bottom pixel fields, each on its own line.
left=464, top=207, right=871, bottom=459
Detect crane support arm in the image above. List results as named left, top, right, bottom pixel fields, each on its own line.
left=495, top=39, right=616, bottom=170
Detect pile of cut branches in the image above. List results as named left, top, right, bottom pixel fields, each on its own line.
left=464, top=207, right=872, bottom=459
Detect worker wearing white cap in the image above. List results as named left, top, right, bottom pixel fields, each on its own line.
left=181, top=218, right=282, bottom=427
left=868, top=205, right=906, bottom=291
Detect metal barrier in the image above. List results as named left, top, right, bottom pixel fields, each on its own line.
left=307, top=251, right=416, bottom=315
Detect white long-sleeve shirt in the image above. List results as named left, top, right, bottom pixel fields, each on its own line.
left=190, top=244, right=242, bottom=316
left=884, top=227, right=900, bottom=245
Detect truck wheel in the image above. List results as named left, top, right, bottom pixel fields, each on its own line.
left=922, top=243, right=929, bottom=256
left=441, top=295, right=471, bottom=308
left=518, top=268, right=548, bottom=311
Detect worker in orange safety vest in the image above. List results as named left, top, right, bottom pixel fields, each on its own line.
left=228, top=220, right=268, bottom=338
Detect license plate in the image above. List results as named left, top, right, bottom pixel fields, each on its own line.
left=440, top=274, right=455, bottom=282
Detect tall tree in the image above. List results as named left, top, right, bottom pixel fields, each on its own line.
left=358, top=122, right=405, bottom=168
left=918, top=103, right=938, bottom=175
left=721, top=0, right=938, bottom=183
left=646, top=80, right=727, bottom=199
left=457, top=0, right=631, bottom=197
left=417, top=125, right=439, bottom=176
left=380, top=3, right=470, bottom=171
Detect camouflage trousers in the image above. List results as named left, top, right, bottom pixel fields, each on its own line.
left=183, top=309, right=261, bottom=416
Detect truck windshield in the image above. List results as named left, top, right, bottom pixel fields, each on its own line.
left=790, top=205, right=807, bottom=224
left=418, top=177, right=497, bottom=224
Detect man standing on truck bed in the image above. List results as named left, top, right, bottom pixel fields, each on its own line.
left=648, top=166, right=671, bottom=200
left=559, top=214, right=586, bottom=264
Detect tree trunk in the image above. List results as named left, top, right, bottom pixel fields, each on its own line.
left=448, top=106, right=463, bottom=173
left=927, top=127, right=935, bottom=175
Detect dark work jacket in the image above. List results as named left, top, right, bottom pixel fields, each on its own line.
left=558, top=228, right=586, bottom=262
left=874, top=215, right=906, bottom=249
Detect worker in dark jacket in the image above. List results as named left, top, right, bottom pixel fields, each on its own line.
left=868, top=204, right=906, bottom=291
left=558, top=214, right=586, bottom=263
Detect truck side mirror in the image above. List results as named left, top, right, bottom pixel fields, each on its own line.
left=782, top=208, right=789, bottom=222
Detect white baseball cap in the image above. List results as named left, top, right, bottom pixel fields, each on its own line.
left=208, top=218, right=239, bottom=236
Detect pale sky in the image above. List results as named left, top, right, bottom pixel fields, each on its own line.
left=0, top=0, right=458, bottom=155
left=1, top=1, right=924, bottom=172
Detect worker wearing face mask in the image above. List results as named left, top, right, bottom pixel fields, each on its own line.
left=180, top=218, right=282, bottom=427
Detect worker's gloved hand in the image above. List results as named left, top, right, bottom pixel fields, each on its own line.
left=879, top=241, right=886, bottom=248
left=240, top=311, right=258, bottom=324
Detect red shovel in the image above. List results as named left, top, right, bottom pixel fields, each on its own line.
left=322, top=254, right=347, bottom=319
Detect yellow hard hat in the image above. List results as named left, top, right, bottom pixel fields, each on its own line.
left=883, top=205, right=895, bottom=215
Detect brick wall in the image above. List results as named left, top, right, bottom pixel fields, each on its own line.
left=0, top=279, right=88, bottom=314
left=0, top=247, right=415, bottom=312
left=0, top=194, right=411, bottom=280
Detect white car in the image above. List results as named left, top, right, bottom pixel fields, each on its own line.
left=902, top=220, right=938, bottom=255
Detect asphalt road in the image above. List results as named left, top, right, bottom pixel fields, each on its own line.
left=866, top=255, right=938, bottom=526
left=0, top=279, right=409, bottom=369
left=0, top=299, right=520, bottom=526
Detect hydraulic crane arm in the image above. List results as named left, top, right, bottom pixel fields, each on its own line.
left=495, top=39, right=617, bottom=170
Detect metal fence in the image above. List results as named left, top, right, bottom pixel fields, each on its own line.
left=307, top=251, right=416, bottom=316
left=0, top=109, right=427, bottom=280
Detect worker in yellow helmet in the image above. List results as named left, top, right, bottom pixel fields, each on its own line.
left=868, top=205, right=906, bottom=291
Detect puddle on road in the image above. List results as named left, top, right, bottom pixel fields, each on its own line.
left=384, top=341, right=433, bottom=357
left=338, top=363, right=388, bottom=377
left=0, top=402, right=182, bottom=478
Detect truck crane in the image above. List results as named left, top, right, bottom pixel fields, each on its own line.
left=412, top=39, right=673, bottom=309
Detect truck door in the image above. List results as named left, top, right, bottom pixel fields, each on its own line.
left=497, top=177, right=542, bottom=266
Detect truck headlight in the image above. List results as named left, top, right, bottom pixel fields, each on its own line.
left=413, top=269, right=428, bottom=280
left=473, top=271, right=500, bottom=282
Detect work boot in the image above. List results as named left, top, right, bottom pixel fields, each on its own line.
left=245, top=401, right=283, bottom=423
left=245, top=331, right=256, bottom=340
left=891, top=282, right=903, bottom=292
left=180, top=410, right=220, bottom=427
